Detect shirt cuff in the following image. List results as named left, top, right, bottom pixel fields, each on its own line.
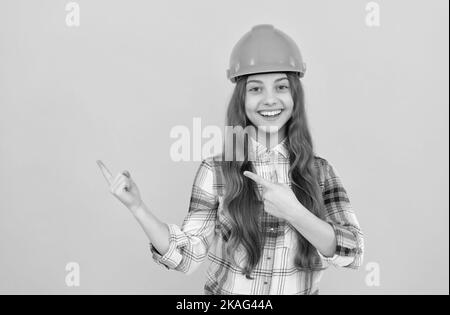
left=150, top=223, right=189, bottom=270
left=318, top=222, right=358, bottom=267
left=317, top=250, right=339, bottom=262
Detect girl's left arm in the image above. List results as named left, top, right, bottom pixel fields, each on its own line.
left=288, top=160, right=364, bottom=268
left=244, top=160, right=364, bottom=269
left=288, top=204, right=339, bottom=258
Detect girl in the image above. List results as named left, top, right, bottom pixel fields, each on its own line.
left=97, top=24, right=364, bottom=295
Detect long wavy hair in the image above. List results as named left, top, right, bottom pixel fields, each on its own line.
left=219, top=72, right=326, bottom=278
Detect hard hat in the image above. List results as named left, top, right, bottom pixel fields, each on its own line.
left=226, top=24, right=306, bottom=83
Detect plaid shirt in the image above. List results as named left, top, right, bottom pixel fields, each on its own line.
left=150, top=137, right=364, bottom=295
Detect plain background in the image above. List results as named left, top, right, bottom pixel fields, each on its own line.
left=0, top=0, right=448, bottom=295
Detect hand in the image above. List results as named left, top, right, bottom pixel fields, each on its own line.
left=97, top=160, right=143, bottom=212
left=243, top=169, right=305, bottom=222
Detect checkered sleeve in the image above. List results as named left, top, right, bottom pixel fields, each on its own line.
left=150, top=159, right=219, bottom=274
left=319, top=160, right=364, bottom=269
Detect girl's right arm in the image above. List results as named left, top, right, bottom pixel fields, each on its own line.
left=147, top=159, right=219, bottom=274
left=97, top=159, right=219, bottom=274
left=130, top=202, right=170, bottom=257
left=97, top=160, right=171, bottom=256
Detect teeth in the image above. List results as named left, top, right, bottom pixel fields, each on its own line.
left=259, top=110, right=282, bottom=117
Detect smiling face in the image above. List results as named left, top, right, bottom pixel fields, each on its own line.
left=244, top=72, right=294, bottom=138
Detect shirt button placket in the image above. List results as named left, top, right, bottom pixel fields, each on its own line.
left=263, top=277, right=271, bottom=294
left=263, top=245, right=275, bottom=294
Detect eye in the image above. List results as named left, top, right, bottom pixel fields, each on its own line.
left=248, top=87, right=261, bottom=92
left=277, top=85, right=290, bottom=91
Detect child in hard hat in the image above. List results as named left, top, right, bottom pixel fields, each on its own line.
left=98, top=24, right=364, bottom=295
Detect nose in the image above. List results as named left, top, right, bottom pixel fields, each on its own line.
left=263, top=90, right=278, bottom=107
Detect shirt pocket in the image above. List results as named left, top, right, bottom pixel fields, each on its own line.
left=283, top=223, right=299, bottom=251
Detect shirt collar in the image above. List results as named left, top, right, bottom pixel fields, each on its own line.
left=249, top=136, right=289, bottom=159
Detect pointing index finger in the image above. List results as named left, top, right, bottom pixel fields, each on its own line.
left=96, top=160, right=113, bottom=184
left=243, top=171, right=272, bottom=187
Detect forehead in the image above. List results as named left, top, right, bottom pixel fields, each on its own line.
left=246, top=72, right=288, bottom=84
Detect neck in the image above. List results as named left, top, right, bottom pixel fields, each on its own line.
left=255, top=125, right=287, bottom=150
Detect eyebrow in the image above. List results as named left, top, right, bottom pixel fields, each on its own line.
left=247, top=77, right=289, bottom=84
